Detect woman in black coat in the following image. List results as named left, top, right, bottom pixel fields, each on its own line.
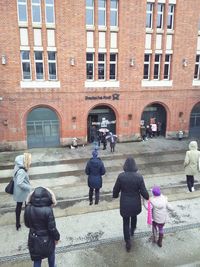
left=24, top=187, right=60, bottom=267
left=85, top=150, right=106, bottom=205
left=113, top=157, right=149, bottom=252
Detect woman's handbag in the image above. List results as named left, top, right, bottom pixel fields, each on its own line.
left=5, top=179, right=14, bottom=194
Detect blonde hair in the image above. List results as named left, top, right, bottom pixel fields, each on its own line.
left=23, top=153, right=32, bottom=170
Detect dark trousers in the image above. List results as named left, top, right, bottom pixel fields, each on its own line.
left=186, top=175, right=194, bottom=192
left=33, top=249, right=55, bottom=267
left=110, top=143, right=115, bottom=152
left=123, top=216, right=137, bottom=241
left=89, top=188, right=100, bottom=204
left=15, top=202, right=23, bottom=226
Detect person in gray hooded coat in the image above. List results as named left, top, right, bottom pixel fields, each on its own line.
left=184, top=140, right=200, bottom=192
left=13, top=153, right=32, bottom=230
left=113, top=157, right=149, bottom=252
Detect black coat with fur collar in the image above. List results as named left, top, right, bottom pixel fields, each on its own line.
left=113, top=157, right=149, bottom=217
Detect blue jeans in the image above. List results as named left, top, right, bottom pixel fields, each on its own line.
left=33, top=250, right=55, bottom=267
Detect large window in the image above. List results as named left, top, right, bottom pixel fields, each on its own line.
left=154, top=54, right=161, bottom=80
left=34, top=51, right=44, bottom=80
left=86, top=53, right=94, bottom=80
left=98, top=0, right=106, bottom=26
left=194, top=55, right=200, bottom=80
left=157, top=3, right=164, bottom=29
left=31, top=0, right=41, bottom=23
left=17, top=0, right=27, bottom=22
left=146, top=3, right=153, bottom=29
left=45, top=0, right=55, bottom=24
left=110, top=54, right=117, bottom=80
left=163, top=54, right=171, bottom=80
left=167, top=4, right=174, bottom=30
left=21, top=51, right=31, bottom=80
left=143, top=54, right=151, bottom=80
left=98, top=53, right=106, bottom=80
left=48, top=52, right=57, bottom=80
left=110, top=0, right=118, bottom=27
left=86, top=0, right=94, bottom=26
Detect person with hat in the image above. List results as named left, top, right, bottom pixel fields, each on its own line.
left=144, top=185, right=172, bottom=248
left=85, top=149, right=106, bottom=205
left=113, top=157, right=149, bottom=252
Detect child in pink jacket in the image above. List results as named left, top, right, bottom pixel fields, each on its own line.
left=144, top=186, right=172, bottom=247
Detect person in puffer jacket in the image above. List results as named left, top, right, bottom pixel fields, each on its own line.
left=144, top=186, right=172, bottom=248
left=24, top=187, right=60, bottom=267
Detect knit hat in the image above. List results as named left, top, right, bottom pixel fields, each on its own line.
left=92, top=150, right=98, bottom=158
left=152, top=186, right=161, bottom=196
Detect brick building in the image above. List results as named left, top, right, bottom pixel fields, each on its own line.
left=0, top=0, right=200, bottom=150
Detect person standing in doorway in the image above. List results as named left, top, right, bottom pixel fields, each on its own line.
left=24, top=187, right=60, bottom=267
left=113, top=157, right=149, bottom=252
left=184, top=141, right=200, bottom=192
left=13, top=153, right=32, bottom=230
left=85, top=150, right=106, bottom=205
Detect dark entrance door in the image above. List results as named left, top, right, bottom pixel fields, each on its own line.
left=141, top=103, right=167, bottom=136
left=87, top=105, right=116, bottom=142
left=189, top=103, right=200, bottom=138
left=27, top=107, right=60, bottom=148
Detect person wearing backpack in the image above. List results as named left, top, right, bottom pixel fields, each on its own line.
left=13, top=153, right=32, bottom=230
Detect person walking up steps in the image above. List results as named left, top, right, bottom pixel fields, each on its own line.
left=113, top=157, right=149, bottom=252
left=144, top=186, right=172, bottom=248
left=85, top=150, right=106, bottom=205
left=184, top=141, right=200, bottom=192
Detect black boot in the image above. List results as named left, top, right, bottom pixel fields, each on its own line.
left=157, top=234, right=163, bottom=247
left=125, top=240, right=131, bottom=252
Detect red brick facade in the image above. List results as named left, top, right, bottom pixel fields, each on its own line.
left=0, top=0, right=200, bottom=150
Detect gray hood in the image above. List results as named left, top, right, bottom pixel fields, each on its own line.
left=189, top=141, right=198, bottom=151
left=14, top=155, right=25, bottom=168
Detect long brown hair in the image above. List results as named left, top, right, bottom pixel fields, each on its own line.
left=23, top=153, right=32, bottom=170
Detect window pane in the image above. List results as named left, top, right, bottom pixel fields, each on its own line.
left=98, top=54, right=104, bottom=61
left=110, top=0, right=117, bottom=9
left=99, top=0, right=105, bottom=8
left=86, top=0, right=93, bottom=7
left=18, top=5, right=27, bottom=21
left=110, top=64, right=115, bottom=79
left=48, top=52, right=55, bottom=60
left=110, top=54, right=116, bottom=61
left=98, top=10, right=105, bottom=25
left=86, top=9, right=93, bottom=25
left=194, top=65, right=198, bottom=79
left=165, top=55, right=170, bottom=61
left=49, top=63, right=56, bottom=79
left=143, top=64, right=149, bottom=79
left=21, top=51, right=29, bottom=60
left=147, top=3, right=152, bottom=11
left=110, top=11, right=117, bottom=26
left=98, top=64, right=105, bottom=79
left=146, top=14, right=152, bottom=28
left=87, top=53, right=93, bottom=61
left=36, top=63, right=43, bottom=79
left=46, top=0, right=53, bottom=4
left=87, top=63, right=93, bottom=79
left=46, top=6, right=54, bottom=23
left=32, top=6, right=41, bottom=23
left=22, top=62, right=31, bottom=79
left=164, top=65, right=169, bottom=79
left=35, top=51, right=42, bottom=60
left=144, top=54, right=150, bottom=62
left=154, top=65, right=159, bottom=79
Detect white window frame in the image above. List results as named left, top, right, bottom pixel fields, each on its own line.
left=194, top=55, right=200, bottom=80
left=17, top=0, right=28, bottom=23
left=86, top=0, right=94, bottom=26
left=86, top=53, right=94, bottom=80
left=21, top=50, right=32, bottom=80
left=48, top=51, right=57, bottom=80
left=163, top=54, right=171, bottom=80
left=157, top=3, right=164, bottom=29
left=154, top=54, right=161, bottom=80
left=143, top=54, right=151, bottom=80
left=98, top=0, right=106, bottom=26
left=109, top=53, right=117, bottom=80
left=98, top=53, right=106, bottom=80
left=167, top=4, right=174, bottom=30
left=34, top=51, right=44, bottom=80
left=110, top=0, right=118, bottom=27
left=146, top=3, right=153, bottom=29
left=45, top=0, right=55, bottom=24
left=31, top=0, right=41, bottom=24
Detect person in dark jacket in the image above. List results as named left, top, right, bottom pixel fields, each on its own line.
left=113, top=157, right=149, bottom=252
left=24, top=187, right=60, bottom=267
left=85, top=150, right=106, bottom=205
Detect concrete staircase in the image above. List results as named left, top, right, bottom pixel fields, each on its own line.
left=1, top=145, right=200, bottom=226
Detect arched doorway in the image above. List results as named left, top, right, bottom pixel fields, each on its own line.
left=189, top=102, right=200, bottom=138
left=26, top=107, right=60, bottom=148
left=87, top=105, right=116, bottom=142
left=141, top=103, right=167, bottom=136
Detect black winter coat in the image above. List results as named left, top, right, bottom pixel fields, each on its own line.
left=85, top=157, right=106, bottom=189
left=24, top=187, right=60, bottom=261
left=113, top=157, right=149, bottom=217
